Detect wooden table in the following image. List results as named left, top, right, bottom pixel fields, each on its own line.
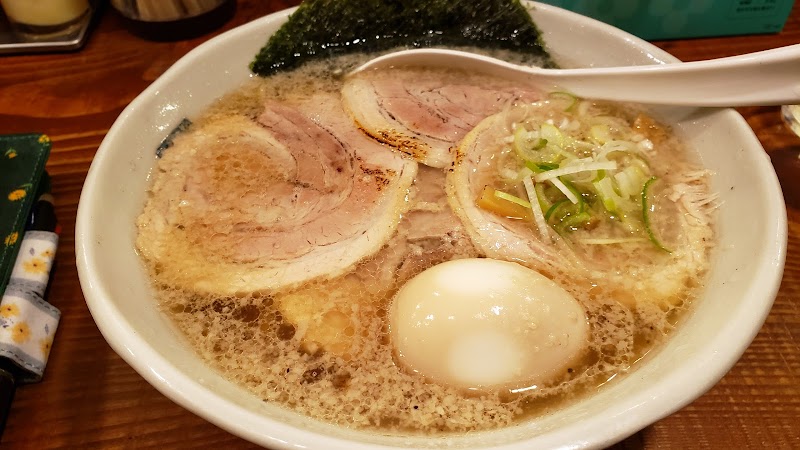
left=1, top=1, right=799, bottom=448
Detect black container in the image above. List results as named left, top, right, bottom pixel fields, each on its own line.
left=111, top=0, right=236, bottom=42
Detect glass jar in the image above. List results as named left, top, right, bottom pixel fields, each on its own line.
left=0, top=0, right=91, bottom=41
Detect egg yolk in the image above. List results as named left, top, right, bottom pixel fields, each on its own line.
left=389, top=258, right=589, bottom=390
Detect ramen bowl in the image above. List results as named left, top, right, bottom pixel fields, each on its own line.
left=76, top=2, right=786, bottom=449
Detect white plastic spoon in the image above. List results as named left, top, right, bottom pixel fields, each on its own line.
left=351, top=45, right=800, bottom=107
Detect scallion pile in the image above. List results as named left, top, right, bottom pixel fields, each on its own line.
left=477, top=93, right=671, bottom=251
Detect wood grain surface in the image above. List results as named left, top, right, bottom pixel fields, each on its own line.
left=1, top=1, right=799, bottom=448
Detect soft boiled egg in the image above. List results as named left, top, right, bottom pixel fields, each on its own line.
left=389, top=258, right=589, bottom=391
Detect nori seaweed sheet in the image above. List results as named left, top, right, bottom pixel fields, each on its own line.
left=250, top=0, right=553, bottom=76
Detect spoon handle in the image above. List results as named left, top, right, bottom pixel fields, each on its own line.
left=540, top=44, right=800, bottom=107
left=354, top=45, right=800, bottom=107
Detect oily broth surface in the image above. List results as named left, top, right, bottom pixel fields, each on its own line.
left=141, top=56, right=707, bottom=434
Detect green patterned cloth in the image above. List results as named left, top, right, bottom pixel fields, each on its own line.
left=0, top=134, right=51, bottom=296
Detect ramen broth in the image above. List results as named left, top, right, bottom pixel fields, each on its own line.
left=138, top=55, right=714, bottom=433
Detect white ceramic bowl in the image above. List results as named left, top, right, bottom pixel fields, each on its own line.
left=76, top=3, right=787, bottom=449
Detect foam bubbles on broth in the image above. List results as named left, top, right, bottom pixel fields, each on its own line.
left=140, top=55, right=711, bottom=434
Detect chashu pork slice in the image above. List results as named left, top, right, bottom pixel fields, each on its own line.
left=445, top=111, right=580, bottom=277
left=342, top=67, right=542, bottom=169
left=136, top=93, right=418, bottom=295
left=447, top=108, right=716, bottom=308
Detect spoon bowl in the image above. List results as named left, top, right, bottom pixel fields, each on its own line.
left=352, top=45, right=800, bottom=107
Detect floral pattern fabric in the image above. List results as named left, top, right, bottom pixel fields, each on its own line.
left=0, top=133, right=57, bottom=383
left=0, top=230, right=59, bottom=382
left=0, top=134, right=51, bottom=296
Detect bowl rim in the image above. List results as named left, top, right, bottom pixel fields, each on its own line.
left=76, top=2, right=788, bottom=449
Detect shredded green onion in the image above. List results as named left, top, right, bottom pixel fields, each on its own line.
left=549, top=91, right=579, bottom=112
left=525, top=161, right=559, bottom=173
left=545, top=199, right=569, bottom=222
left=642, top=177, right=671, bottom=253
left=549, top=177, right=578, bottom=204
left=513, top=126, right=547, bottom=161
left=579, top=237, right=648, bottom=245
left=478, top=92, right=671, bottom=251
left=523, top=176, right=550, bottom=240
left=534, top=160, right=617, bottom=182
left=534, top=183, right=552, bottom=212
left=539, top=123, right=564, bottom=148
left=494, top=189, right=531, bottom=208
left=590, top=124, right=611, bottom=144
